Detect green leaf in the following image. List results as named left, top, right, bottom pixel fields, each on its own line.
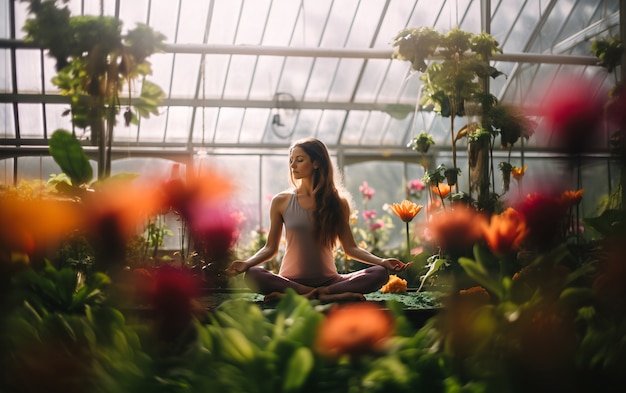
left=282, top=347, right=314, bottom=392
left=416, top=256, right=448, bottom=292
left=49, top=129, right=93, bottom=186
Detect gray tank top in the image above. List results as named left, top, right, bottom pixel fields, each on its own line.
left=278, top=192, right=339, bottom=285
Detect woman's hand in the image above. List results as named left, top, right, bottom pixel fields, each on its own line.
left=380, top=258, right=411, bottom=272
left=225, top=260, right=250, bottom=276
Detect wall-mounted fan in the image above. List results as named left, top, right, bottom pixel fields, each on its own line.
left=271, top=92, right=297, bottom=138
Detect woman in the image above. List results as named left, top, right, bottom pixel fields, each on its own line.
left=226, top=138, right=410, bottom=302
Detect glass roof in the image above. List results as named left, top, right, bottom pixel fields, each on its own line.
left=0, top=0, right=621, bottom=157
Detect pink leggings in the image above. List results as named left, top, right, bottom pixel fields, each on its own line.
left=244, top=265, right=389, bottom=295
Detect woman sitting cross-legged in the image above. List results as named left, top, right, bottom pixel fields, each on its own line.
left=225, top=137, right=411, bottom=302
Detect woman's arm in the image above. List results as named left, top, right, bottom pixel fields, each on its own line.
left=337, top=199, right=411, bottom=272
left=226, top=193, right=288, bottom=275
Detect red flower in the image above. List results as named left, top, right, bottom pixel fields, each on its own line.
left=516, top=192, right=566, bottom=251
left=542, top=77, right=605, bottom=156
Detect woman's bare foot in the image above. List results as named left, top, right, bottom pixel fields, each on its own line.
left=318, top=291, right=366, bottom=302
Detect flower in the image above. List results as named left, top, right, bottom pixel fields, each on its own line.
left=389, top=200, right=423, bottom=222
left=511, top=165, right=527, bottom=180
left=315, top=303, right=394, bottom=358
left=408, top=179, right=425, bottom=192
left=369, top=220, right=385, bottom=231
left=381, top=274, right=408, bottom=293
left=516, top=192, right=567, bottom=251
left=358, top=181, right=376, bottom=201
left=362, top=209, right=377, bottom=221
left=426, top=206, right=486, bottom=255
left=431, top=183, right=451, bottom=198
left=560, top=189, right=584, bottom=210
left=482, top=208, right=528, bottom=256
left=542, top=76, right=605, bottom=156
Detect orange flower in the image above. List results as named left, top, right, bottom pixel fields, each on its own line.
left=389, top=200, right=423, bottom=222
left=427, top=206, right=486, bottom=255
left=511, top=165, right=527, bottom=180
left=380, top=275, right=408, bottom=293
left=482, top=208, right=528, bottom=256
left=316, top=303, right=394, bottom=358
left=560, top=189, right=584, bottom=210
left=431, top=183, right=451, bottom=198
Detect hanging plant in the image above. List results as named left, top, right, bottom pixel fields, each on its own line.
left=444, top=167, right=462, bottom=186
left=499, top=162, right=513, bottom=194
left=407, top=131, right=435, bottom=154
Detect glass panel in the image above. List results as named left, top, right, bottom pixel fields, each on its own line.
left=45, top=104, right=73, bottom=136
left=340, top=111, right=368, bottom=145
left=344, top=0, right=386, bottom=48
left=208, top=0, right=242, bottom=44
left=191, top=107, right=218, bottom=145
left=17, top=103, right=44, bottom=138
left=165, top=106, right=194, bottom=143
left=148, top=0, right=180, bottom=41
left=239, top=108, right=270, bottom=143
left=304, top=58, right=340, bottom=100
left=170, top=54, right=201, bottom=98
left=0, top=103, right=15, bottom=138
left=327, top=58, right=364, bottom=101
left=0, top=48, right=12, bottom=92
left=13, top=0, right=29, bottom=40
left=278, top=57, right=314, bottom=99
left=223, top=55, right=257, bottom=98
left=137, top=106, right=168, bottom=142
left=316, top=110, right=345, bottom=145
left=177, top=0, right=212, bottom=44
left=0, top=0, right=9, bottom=39
left=214, top=107, right=244, bottom=143
left=118, top=0, right=150, bottom=28
left=320, top=0, right=359, bottom=47
left=0, top=158, right=14, bottom=185
left=16, top=156, right=67, bottom=182
left=248, top=56, right=283, bottom=100
left=15, top=49, right=42, bottom=93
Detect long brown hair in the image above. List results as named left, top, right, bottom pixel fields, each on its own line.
left=289, top=138, right=350, bottom=248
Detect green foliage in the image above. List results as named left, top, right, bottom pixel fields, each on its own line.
left=591, top=35, right=623, bottom=73
left=49, top=129, right=94, bottom=186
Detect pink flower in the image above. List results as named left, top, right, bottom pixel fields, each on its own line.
left=362, top=209, right=377, bottom=221
left=408, top=179, right=425, bottom=192
left=369, top=220, right=385, bottom=231
left=359, top=181, right=376, bottom=201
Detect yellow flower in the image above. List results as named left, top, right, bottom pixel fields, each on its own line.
left=381, top=275, right=408, bottom=293
left=511, top=165, right=527, bottom=180
left=389, top=200, right=423, bottom=222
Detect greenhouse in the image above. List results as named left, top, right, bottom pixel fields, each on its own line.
left=1, top=0, right=625, bottom=392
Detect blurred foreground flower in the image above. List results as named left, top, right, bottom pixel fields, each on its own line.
left=0, top=195, right=81, bottom=266
left=316, top=303, right=394, bottom=358
left=542, top=76, right=605, bottom=156
left=426, top=206, right=486, bottom=256
left=380, top=274, right=407, bottom=293
left=516, top=192, right=567, bottom=251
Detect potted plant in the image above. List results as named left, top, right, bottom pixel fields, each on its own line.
left=21, top=0, right=166, bottom=180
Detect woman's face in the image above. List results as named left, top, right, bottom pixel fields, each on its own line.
left=289, top=146, right=317, bottom=180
